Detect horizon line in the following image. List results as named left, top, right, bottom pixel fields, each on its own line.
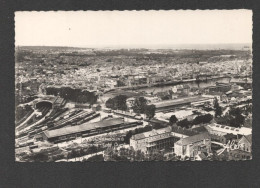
left=16, top=42, right=252, bottom=48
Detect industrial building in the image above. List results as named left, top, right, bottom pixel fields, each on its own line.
left=151, top=96, right=213, bottom=112
left=39, top=118, right=142, bottom=143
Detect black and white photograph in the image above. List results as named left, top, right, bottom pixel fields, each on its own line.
left=15, top=10, right=252, bottom=162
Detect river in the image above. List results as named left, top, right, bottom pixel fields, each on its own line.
left=135, top=77, right=235, bottom=94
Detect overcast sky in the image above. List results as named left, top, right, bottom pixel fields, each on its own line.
left=15, top=10, right=252, bottom=47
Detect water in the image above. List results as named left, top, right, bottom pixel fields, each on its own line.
left=136, top=77, right=233, bottom=94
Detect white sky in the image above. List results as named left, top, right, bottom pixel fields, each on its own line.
left=15, top=10, right=252, bottom=47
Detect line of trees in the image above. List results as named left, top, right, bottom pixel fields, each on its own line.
left=169, top=114, right=213, bottom=129
left=215, top=107, right=246, bottom=128
left=105, top=96, right=156, bottom=119
left=46, top=87, right=98, bottom=104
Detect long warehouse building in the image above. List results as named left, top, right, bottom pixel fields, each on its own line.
left=152, top=96, right=213, bottom=112
left=38, top=118, right=142, bottom=143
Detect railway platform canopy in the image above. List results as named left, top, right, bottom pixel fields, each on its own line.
left=42, top=118, right=125, bottom=141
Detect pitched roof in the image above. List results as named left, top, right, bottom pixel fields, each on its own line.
left=152, top=96, right=210, bottom=108
left=176, top=132, right=210, bottom=146
left=131, top=126, right=172, bottom=141
left=244, top=134, right=252, bottom=144
left=44, top=118, right=124, bottom=138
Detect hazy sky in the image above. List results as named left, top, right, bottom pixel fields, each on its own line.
left=15, top=10, right=252, bottom=47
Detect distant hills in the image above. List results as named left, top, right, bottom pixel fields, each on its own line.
left=16, top=43, right=251, bottom=51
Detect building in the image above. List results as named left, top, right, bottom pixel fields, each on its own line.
left=40, top=118, right=142, bottom=143
left=152, top=96, right=212, bottom=112
left=204, top=83, right=231, bottom=93
left=130, top=126, right=175, bottom=153
left=222, top=134, right=252, bottom=160
left=237, top=134, right=252, bottom=153
left=174, top=132, right=211, bottom=158
left=206, top=123, right=252, bottom=136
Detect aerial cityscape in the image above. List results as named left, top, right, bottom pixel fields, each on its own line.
left=15, top=11, right=252, bottom=162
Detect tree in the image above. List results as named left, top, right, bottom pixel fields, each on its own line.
left=124, top=131, right=133, bottom=144
left=148, top=149, right=164, bottom=161
left=135, top=150, right=145, bottom=161
left=144, top=105, right=156, bottom=120
left=114, top=95, right=128, bottom=111
left=105, top=95, right=128, bottom=111
left=229, top=107, right=245, bottom=127
left=169, top=115, right=178, bottom=125
left=124, top=125, right=152, bottom=144
left=213, top=98, right=222, bottom=117
left=132, top=97, right=147, bottom=114
left=105, top=98, right=115, bottom=109
left=192, top=114, right=213, bottom=125
left=177, top=118, right=191, bottom=129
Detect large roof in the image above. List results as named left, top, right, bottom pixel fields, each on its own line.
left=152, top=96, right=210, bottom=108
left=44, top=118, right=124, bottom=138
left=207, top=123, right=252, bottom=136
left=176, top=132, right=210, bottom=146
left=131, top=126, right=172, bottom=141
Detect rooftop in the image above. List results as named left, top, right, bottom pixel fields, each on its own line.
left=176, top=132, right=210, bottom=146
left=152, top=96, right=210, bottom=108
left=44, top=118, right=124, bottom=138
left=131, top=126, right=172, bottom=141
left=207, top=123, right=252, bottom=136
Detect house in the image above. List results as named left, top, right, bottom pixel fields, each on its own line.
left=237, top=134, right=252, bottom=153
left=174, top=132, right=211, bottom=158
